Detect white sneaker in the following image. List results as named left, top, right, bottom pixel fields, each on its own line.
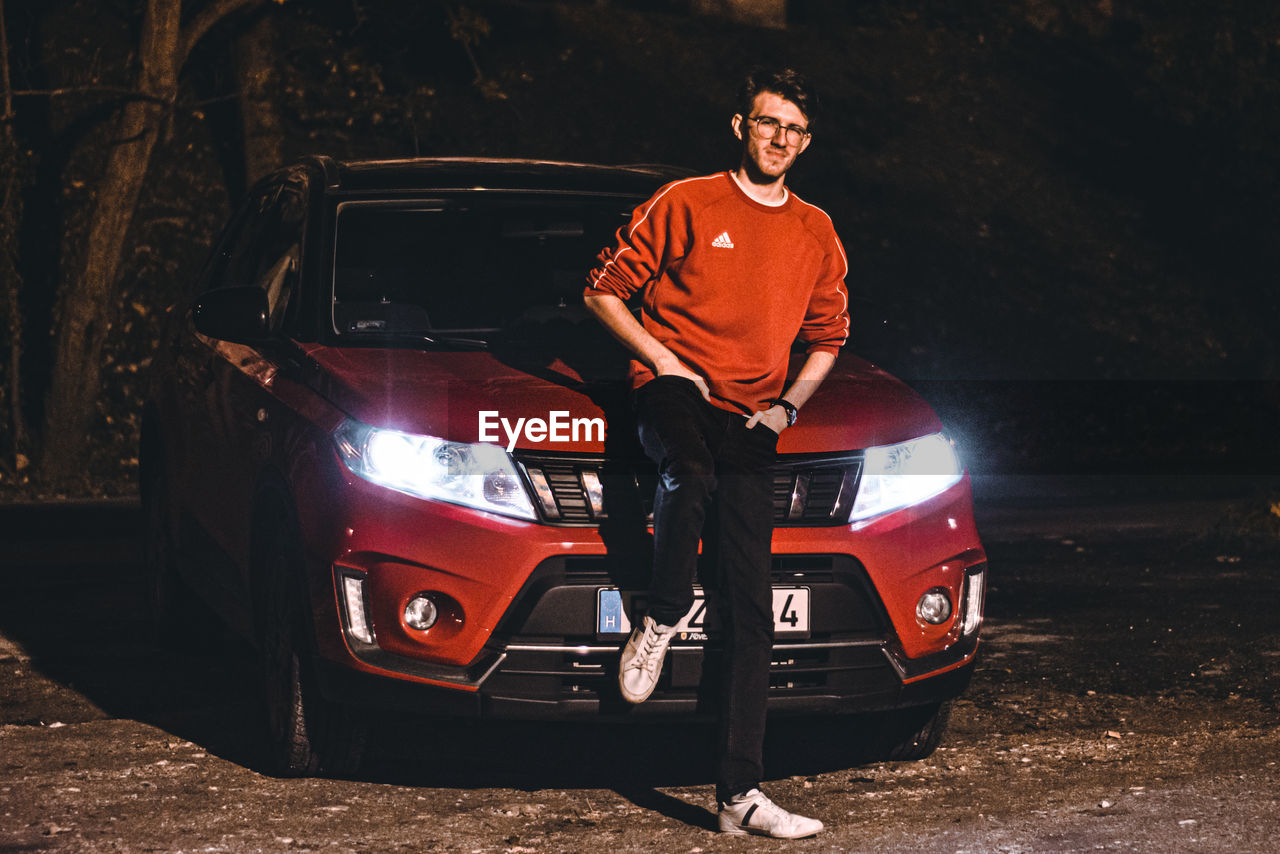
left=718, top=788, right=824, bottom=839
left=618, top=615, right=675, bottom=703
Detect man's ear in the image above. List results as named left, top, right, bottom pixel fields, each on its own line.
left=731, top=113, right=745, bottom=141
left=798, top=133, right=812, bottom=155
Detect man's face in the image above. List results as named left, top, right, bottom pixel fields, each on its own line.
left=733, top=90, right=812, bottom=181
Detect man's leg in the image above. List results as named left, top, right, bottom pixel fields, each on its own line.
left=635, top=376, right=717, bottom=627
left=708, top=419, right=822, bottom=838
left=620, top=376, right=717, bottom=704
left=709, top=419, right=778, bottom=803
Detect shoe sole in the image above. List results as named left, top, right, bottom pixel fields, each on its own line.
left=718, top=815, right=824, bottom=839
left=718, top=823, right=822, bottom=839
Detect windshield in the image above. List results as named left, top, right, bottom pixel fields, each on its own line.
left=331, top=197, right=637, bottom=345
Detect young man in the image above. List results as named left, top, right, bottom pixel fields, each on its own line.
left=583, top=67, right=849, bottom=839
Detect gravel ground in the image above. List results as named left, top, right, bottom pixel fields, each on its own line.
left=2, top=490, right=1278, bottom=853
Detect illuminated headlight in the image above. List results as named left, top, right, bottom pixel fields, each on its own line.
left=334, top=419, right=537, bottom=520
left=849, top=433, right=963, bottom=521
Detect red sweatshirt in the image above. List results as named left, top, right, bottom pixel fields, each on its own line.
left=586, top=172, right=850, bottom=415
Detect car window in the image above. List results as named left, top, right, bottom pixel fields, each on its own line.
left=198, top=191, right=262, bottom=296
left=330, top=198, right=633, bottom=342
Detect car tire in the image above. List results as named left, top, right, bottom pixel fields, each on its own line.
left=874, top=700, right=952, bottom=761
left=255, top=493, right=366, bottom=778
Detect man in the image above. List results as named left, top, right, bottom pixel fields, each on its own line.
left=583, top=67, right=849, bottom=839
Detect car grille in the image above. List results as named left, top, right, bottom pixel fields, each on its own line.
left=480, top=554, right=901, bottom=713
left=516, top=453, right=862, bottom=527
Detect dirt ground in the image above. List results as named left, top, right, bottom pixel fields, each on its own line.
left=2, top=487, right=1278, bottom=853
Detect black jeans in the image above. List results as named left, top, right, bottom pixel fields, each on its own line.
left=635, top=375, right=778, bottom=804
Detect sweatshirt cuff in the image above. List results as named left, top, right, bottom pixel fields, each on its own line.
left=804, top=341, right=845, bottom=356
left=583, top=281, right=622, bottom=301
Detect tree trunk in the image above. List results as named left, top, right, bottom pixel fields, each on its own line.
left=38, top=0, right=262, bottom=487
left=39, top=0, right=182, bottom=487
left=234, top=9, right=284, bottom=187
left=2, top=138, right=26, bottom=471
left=1, top=0, right=26, bottom=468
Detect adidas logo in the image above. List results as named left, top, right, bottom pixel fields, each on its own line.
left=711, top=231, right=735, bottom=249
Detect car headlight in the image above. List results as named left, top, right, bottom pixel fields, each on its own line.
left=334, top=419, right=537, bottom=520
left=849, top=432, right=963, bottom=521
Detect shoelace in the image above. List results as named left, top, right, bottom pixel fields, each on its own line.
left=628, top=624, right=671, bottom=674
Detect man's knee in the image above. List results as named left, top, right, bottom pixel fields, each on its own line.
left=660, top=451, right=717, bottom=496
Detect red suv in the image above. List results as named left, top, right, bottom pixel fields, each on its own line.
left=142, top=157, right=987, bottom=776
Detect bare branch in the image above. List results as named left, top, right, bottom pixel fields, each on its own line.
left=189, top=91, right=241, bottom=108
left=443, top=3, right=488, bottom=84
left=177, top=0, right=267, bottom=70
left=10, top=86, right=170, bottom=105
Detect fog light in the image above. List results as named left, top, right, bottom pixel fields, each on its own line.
left=404, top=594, right=439, bottom=631
left=341, top=574, right=374, bottom=645
left=917, top=588, right=953, bottom=625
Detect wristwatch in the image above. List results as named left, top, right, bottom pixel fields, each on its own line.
left=771, top=398, right=798, bottom=428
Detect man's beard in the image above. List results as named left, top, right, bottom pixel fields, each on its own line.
left=741, top=143, right=794, bottom=182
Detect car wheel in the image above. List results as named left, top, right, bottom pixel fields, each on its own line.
left=255, top=495, right=366, bottom=777
left=874, top=700, right=952, bottom=761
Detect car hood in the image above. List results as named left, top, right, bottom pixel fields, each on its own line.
left=302, top=345, right=942, bottom=455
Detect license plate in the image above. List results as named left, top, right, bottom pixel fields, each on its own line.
left=597, top=586, right=810, bottom=641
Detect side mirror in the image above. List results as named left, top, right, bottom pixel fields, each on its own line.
left=192, top=286, right=270, bottom=343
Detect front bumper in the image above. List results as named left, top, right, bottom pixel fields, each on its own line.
left=314, top=648, right=976, bottom=719
left=306, top=465, right=987, bottom=719
left=316, top=551, right=985, bottom=719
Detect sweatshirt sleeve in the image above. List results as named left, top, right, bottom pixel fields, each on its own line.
left=585, top=182, right=688, bottom=301
left=799, top=228, right=851, bottom=355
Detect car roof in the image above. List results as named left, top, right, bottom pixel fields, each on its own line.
left=296, top=156, right=696, bottom=196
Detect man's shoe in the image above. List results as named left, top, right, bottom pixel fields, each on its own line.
left=718, top=789, right=824, bottom=839
left=618, top=616, right=675, bottom=703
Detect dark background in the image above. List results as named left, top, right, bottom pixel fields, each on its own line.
left=2, top=0, right=1278, bottom=497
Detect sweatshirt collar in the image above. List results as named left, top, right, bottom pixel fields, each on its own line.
left=727, top=171, right=790, bottom=211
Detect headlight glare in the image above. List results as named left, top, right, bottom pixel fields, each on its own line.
left=335, top=419, right=537, bottom=520
left=849, top=432, right=963, bottom=521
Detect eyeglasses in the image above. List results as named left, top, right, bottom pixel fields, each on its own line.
left=745, top=115, right=810, bottom=146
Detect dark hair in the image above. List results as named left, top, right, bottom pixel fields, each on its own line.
left=737, top=67, right=818, bottom=129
